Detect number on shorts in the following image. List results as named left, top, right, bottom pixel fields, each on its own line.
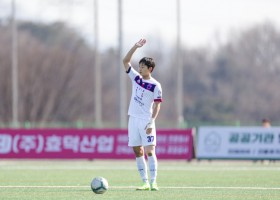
left=147, top=136, right=154, bottom=143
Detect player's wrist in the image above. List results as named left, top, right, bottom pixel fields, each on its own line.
left=134, top=43, right=142, bottom=48
left=145, top=118, right=155, bottom=130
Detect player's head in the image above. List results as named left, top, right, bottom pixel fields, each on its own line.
left=139, top=57, right=155, bottom=73
left=262, top=118, right=271, bottom=128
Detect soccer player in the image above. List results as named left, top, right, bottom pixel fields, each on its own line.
left=122, top=39, right=162, bottom=191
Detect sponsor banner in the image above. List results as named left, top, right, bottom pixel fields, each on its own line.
left=197, top=127, right=280, bottom=159
left=0, top=129, right=193, bottom=160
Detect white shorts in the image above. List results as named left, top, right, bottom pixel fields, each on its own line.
left=128, top=116, right=157, bottom=147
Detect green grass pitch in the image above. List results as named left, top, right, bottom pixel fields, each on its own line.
left=0, top=160, right=280, bottom=200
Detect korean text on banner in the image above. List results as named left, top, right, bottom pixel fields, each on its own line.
left=0, top=129, right=194, bottom=160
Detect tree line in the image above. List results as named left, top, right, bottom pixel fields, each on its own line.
left=0, top=20, right=279, bottom=127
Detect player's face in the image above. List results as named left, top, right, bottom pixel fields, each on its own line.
left=138, top=63, right=151, bottom=77
left=262, top=122, right=271, bottom=128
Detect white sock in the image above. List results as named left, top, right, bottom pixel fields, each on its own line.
left=148, top=154, right=158, bottom=184
left=136, top=156, right=148, bottom=183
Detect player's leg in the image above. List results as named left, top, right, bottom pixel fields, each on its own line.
left=128, top=117, right=149, bottom=190
left=133, top=146, right=148, bottom=183
left=145, top=145, right=159, bottom=191
left=140, top=118, right=159, bottom=191
left=133, top=146, right=150, bottom=190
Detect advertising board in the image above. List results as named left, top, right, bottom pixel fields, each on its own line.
left=0, top=129, right=193, bottom=160
left=197, top=127, right=280, bottom=160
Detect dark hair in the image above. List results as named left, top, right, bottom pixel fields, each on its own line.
left=262, top=118, right=270, bottom=123
left=139, top=57, right=156, bottom=72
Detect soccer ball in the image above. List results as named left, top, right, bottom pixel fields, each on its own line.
left=91, top=177, right=109, bottom=194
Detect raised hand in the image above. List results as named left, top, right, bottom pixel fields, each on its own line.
left=135, top=39, right=146, bottom=47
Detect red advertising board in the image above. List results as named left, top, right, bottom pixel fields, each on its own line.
left=0, top=129, right=193, bottom=160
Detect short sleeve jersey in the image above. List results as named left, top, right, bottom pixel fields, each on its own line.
left=126, top=65, right=162, bottom=120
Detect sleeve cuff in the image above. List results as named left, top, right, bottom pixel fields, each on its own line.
left=126, top=67, right=131, bottom=74
left=154, top=99, right=162, bottom=102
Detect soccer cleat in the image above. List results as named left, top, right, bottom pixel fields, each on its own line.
left=150, top=182, right=159, bottom=191
left=136, top=182, right=150, bottom=191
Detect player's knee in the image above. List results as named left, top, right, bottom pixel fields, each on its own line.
left=145, top=146, right=155, bottom=157
left=146, top=150, right=156, bottom=157
left=147, top=152, right=153, bottom=157
left=133, top=147, right=144, bottom=157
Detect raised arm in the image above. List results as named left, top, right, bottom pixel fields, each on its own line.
left=122, top=39, right=146, bottom=72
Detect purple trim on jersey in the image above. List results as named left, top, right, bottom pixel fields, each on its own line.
left=134, top=76, right=156, bottom=92
left=126, top=67, right=131, bottom=73
left=154, top=99, right=162, bottom=102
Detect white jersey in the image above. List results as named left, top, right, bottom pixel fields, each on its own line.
left=126, top=65, right=162, bottom=120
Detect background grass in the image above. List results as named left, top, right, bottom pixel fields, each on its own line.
left=0, top=160, right=280, bottom=200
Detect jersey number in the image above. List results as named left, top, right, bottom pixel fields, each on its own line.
left=147, top=136, right=154, bottom=143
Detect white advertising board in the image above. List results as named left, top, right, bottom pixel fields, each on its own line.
left=196, top=127, right=280, bottom=159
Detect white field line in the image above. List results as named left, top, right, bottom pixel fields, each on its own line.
left=0, top=185, right=280, bottom=190
left=1, top=166, right=280, bottom=171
